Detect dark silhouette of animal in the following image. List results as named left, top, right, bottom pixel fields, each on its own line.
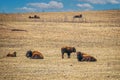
left=34, top=15, right=40, bottom=19
left=11, top=29, right=27, bottom=32
left=76, top=52, right=97, bottom=62
left=26, top=50, right=44, bottom=59
left=29, top=16, right=32, bottom=18
left=61, top=46, right=76, bottom=59
left=6, top=52, right=17, bottom=57
left=26, top=50, right=32, bottom=58
left=29, top=15, right=40, bottom=19
left=73, top=14, right=82, bottom=18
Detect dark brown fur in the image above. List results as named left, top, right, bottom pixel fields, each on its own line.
left=32, top=51, right=44, bottom=59
left=76, top=52, right=97, bottom=62
left=6, top=52, right=16, bottom=57
left=73, top=14, right=82, bottom=18
left=61, top=46, right=76, bottom=59
left=29, top=15, right=40, bottom=19
left=26, top=50, right=44, bottom=59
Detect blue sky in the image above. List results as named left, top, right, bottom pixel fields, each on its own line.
left=0, top=0, right=120, bottom=13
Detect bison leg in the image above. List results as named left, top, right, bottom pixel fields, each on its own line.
left=67, top=53, right=71, bottom=58
left=81, top=58, right=85, bottom=61
left=62, top=53, right=64, bottom=59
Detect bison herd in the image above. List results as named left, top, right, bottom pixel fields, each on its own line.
left=6, top=46, right=97, bottom=62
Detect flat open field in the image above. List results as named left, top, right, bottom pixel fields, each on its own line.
left=0, top=10, right=120, bottom=80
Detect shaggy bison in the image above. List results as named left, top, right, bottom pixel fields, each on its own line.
left=76, top=52, right=97, bottom=62
left=26, top=50, right=44, bottom=59
left=7, top=52, right=17, bottom=57
left=61, top=46, right=76, bottom=59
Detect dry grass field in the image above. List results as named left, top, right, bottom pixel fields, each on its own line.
left=0, top=10, right=120, bottom=80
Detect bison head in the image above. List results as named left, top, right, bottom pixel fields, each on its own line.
left=26, top=50, right=32, bottom=58
left=13, top=52, right=17, bottom=57
left=76, top=52, right=83, bottom=61
left=72, top=47, right=76, bottom=52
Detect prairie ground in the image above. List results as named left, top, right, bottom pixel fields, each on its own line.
left=0, top=10, right=120, bottom=80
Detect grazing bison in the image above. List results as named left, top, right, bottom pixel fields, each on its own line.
left=76, top=52, right=97, bottom=62
left=26, top=50, right=44, bottom=59
left=73, top=14, right=82, bottom=18
left=61, top=46, right=76, bottom=59
left=7, top=52, right=17, bottom=57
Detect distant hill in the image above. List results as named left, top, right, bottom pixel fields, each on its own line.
left=0, top=10, right=120, bottom=23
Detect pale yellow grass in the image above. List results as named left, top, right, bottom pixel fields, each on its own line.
left=0, top=10, right=120, bottom=80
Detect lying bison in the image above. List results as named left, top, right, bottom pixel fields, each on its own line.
left=29, top=15, right=40, bottom=19
left=7, top=52, right=17, bottom=57
left=26, top=50, right=44, bottom=59
left=61, top=46, right=76, bottom=59
left=76, top=52, right=97, bottom=62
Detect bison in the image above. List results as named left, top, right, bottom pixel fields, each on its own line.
left=73, top=14, right=82, bottom=18
left=28, top=15, right=40, bottom=19
left=26, top=50, right=44, bottom=59
left=6, top=52, right=17, bottom=57
left=76, top=52, right=97, bottom=62
left=61, top=46, right=76, bottom=59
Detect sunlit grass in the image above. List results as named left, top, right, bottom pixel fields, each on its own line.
left=0, top=10, right=120, bottom=80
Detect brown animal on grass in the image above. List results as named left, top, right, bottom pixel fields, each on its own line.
left=6, top=52, right=17, bottom=57
left=61, top=46, right=76, bottom=59
left=32, top=51, right=44, bottom=59
left=26, top=50, right=44, bottom=59
left=73, top=14, right=83, bottom=22
left=73, top=14, right=82, bottom=18
left=28, top=15, right=40, bottom=19
left=76, top=52, right=97, bottom=62
left=11, top=29, right=27, bottom=32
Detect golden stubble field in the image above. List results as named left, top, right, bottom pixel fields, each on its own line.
left=0, top=10, right=120, bottom=80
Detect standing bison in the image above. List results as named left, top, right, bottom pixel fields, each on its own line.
left=26, top=50, right=44, bottom=59
left=6, top=52, right=17, bottom=57
left=76, top=52, right=97, bottom=62
left=61, top=46, right=76, bottom=59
